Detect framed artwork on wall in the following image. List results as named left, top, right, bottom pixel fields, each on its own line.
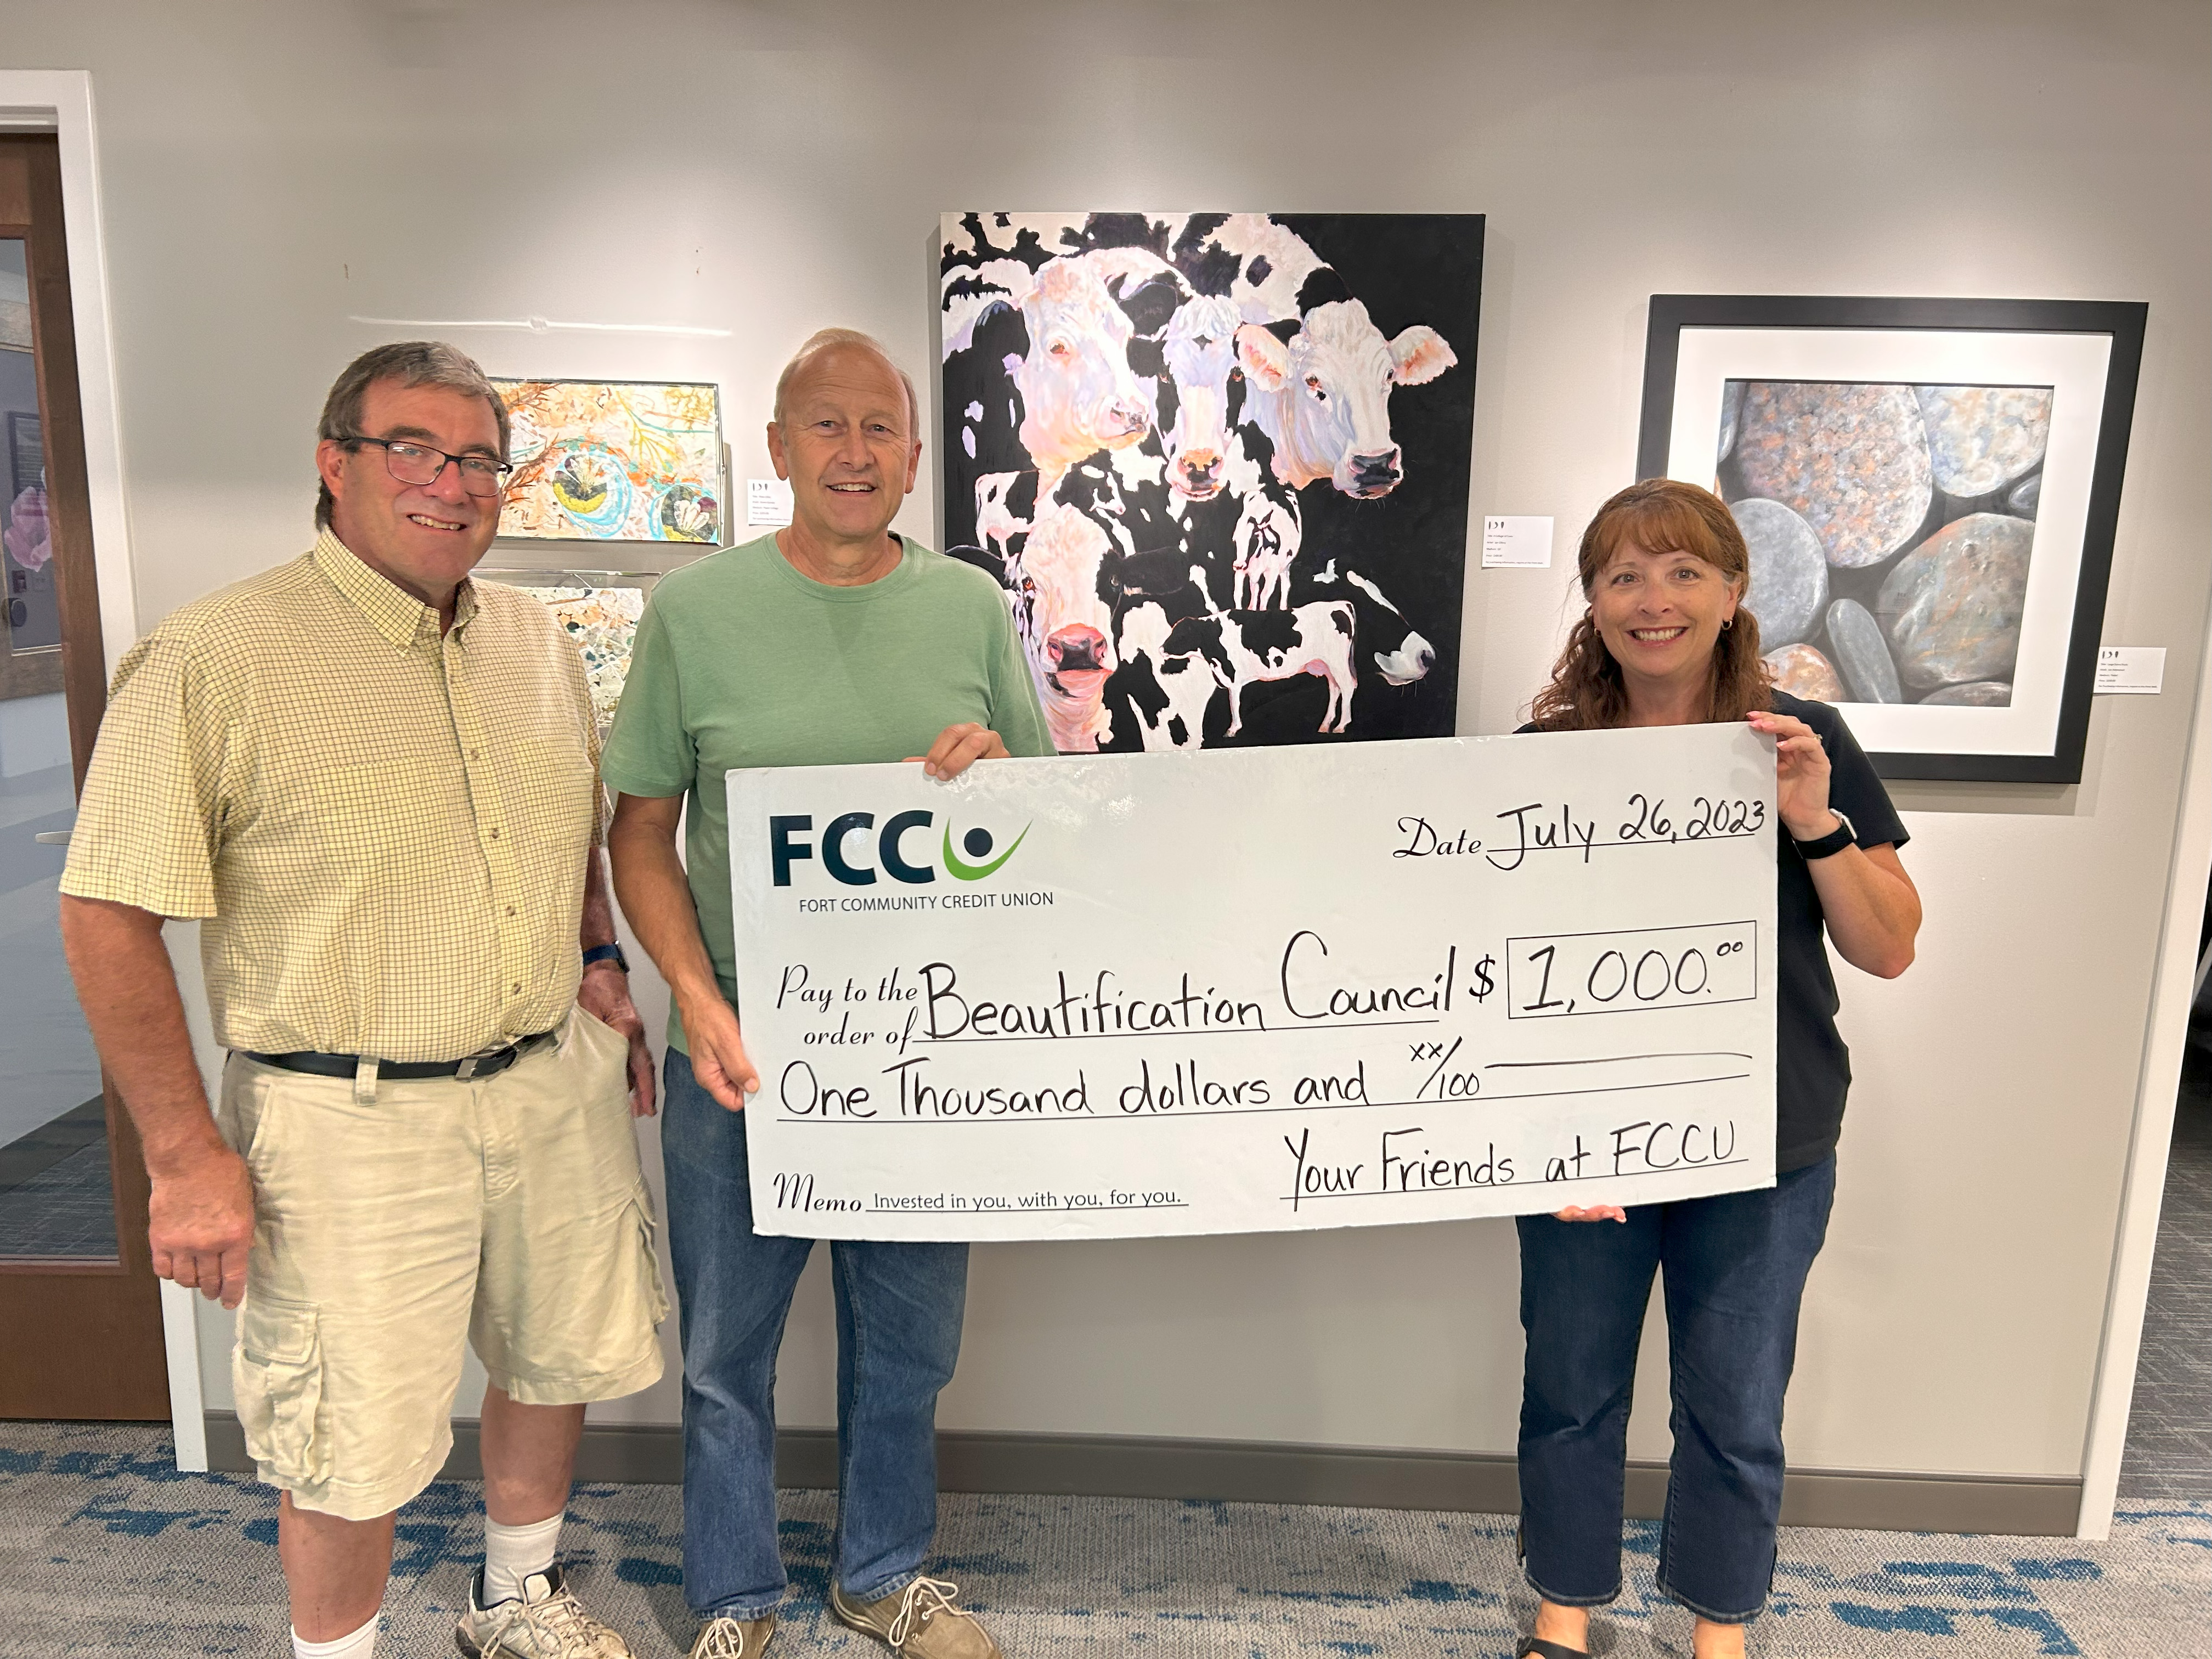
left=491, top=379, right=726, bottom=546
left=476, top=568, right=658, bottom=735
left=938, top=211, right=1483, bottom=754
left=2, top=407, right=60, bottom=655
left=1639, top=295, right=2147, bottom=783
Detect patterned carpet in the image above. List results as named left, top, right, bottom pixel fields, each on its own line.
left=4, top=1424, right=2206, bottom=1657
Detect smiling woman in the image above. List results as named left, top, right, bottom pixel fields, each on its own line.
left=1531, top=482, right=1768, bottom=733
left=1509, top=479, right=1923, bottom=1659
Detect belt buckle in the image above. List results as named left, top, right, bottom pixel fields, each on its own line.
left=455, top=1041, right=509, bottom=1082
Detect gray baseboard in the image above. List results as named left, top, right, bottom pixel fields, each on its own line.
left=201, top=1413, right=2081, bottom=1537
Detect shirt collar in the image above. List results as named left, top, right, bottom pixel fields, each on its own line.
left=313, top=529, right=478, bottom=650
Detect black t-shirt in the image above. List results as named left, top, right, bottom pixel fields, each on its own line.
left=1517, top=692, right=1908, bottom=1172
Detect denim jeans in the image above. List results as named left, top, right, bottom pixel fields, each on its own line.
left=660, top=1046, right=969, bottom=1619
left=1514, top=1155, right=1837, bottom=1624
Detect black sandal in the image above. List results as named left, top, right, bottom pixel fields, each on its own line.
left=1516, top=1640, right=1590, bottom=1659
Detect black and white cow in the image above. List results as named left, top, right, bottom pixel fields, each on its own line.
left=1166, top=212, right=1331, bottom=325
left=1161, top=601, right=1360, bottom=737
left=1000, top=444, right=1192, bottom=753
left=1114, top=597, right=1224, bottom=751
left=1159, top=215, right=1464, bottom=501
left=1151, top=294, right=1304, bottom=610
left=1293, top=558, right=1439, bottom=689
left=943, top=244, right=1188, bottom=554
left=1234, top=301, right=1457, bottom=499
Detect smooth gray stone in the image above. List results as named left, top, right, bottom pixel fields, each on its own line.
left=1825, top=598, right=1902, bottom=703
left=2007, top=471, right=2042, bottom=516
left=1876, top=512, right=2034, bottom=693
left=1915, top=385, right=2052, bottom=498
left=1921, top=680, right=2013, bottom=706
left=1718, top=380, right=1746, bottom=465
left=1733, top=496, right=1827, bottom=647
left=1764, top=643, right=1843, bottom=702
left=1735, top=382, right=1933, bottom=568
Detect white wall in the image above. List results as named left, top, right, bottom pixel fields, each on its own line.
left=7, top=0, right=2206, bottom=1485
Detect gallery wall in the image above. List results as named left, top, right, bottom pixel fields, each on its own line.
left=4, top=0, right=2207, bottom=1498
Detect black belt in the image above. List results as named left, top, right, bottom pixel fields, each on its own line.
left=241, top=1028, right=558, bottom=1082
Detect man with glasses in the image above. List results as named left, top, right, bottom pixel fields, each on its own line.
left=61, top=342, right=664, bottom=1659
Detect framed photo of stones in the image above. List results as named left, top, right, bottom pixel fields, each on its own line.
left=1639, top=295, right=2147, bottom=783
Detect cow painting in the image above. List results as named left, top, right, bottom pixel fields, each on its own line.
left=941, top=210, right=1483, bottom=752
left=1235, top=301, right=1457, bottom=499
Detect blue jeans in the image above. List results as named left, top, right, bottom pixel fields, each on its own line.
left=661, top=1047, right=969, bottom=1619
left=1514, top=1155, right=1837, bottom=1624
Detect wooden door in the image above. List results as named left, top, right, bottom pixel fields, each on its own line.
left=0, top=134, right=167, bottom=1420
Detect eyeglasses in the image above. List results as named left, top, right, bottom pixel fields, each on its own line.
left=346, top=436, right=512, bottom=496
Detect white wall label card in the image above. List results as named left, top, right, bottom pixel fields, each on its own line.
left=746, top=477, right=794, bottom=527
left=1481, top=515, right=1554, bottom=569
left=2093, top=646, right=2164, bottom=695
left=728, top=726, right=1778, bottom=1240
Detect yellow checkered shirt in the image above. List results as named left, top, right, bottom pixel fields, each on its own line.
left=62, top=532, right=604, bottom=1063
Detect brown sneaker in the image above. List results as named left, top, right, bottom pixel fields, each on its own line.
left=828, top=1576, right=1000, bottom=1658
left=687, top=1614, right=777, bottom=1658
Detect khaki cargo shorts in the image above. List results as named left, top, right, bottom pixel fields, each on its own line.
left=218, top=1008, right=668, bottom=1520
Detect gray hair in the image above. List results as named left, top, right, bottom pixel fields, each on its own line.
left=772, top=327, right=918, bottom=435
left=315, top=341, right=511, bottom=529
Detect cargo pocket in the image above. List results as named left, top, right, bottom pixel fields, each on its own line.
left=629, top=1194, right=671, bottom=1328
left=233, top=1292, right=331, bottom=1488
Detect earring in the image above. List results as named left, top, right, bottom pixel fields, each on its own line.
left=1721, top=617, right=1734, bottom=631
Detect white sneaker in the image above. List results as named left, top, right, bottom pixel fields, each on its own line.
left=454, top=1565, right=637, bottom=1658
left=689, top=1614, right=777, bottom=1657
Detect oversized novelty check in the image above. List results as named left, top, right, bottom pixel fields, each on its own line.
left=728, top=724, right=1776, bottom=1240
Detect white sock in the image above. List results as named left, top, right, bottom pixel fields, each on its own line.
left=291, top=1611, right=377, bottom=1658
left=482, top=1511, right=565, bottom=1606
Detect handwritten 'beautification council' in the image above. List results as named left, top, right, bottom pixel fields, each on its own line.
left=727, top=724, right=1778, bottom=1241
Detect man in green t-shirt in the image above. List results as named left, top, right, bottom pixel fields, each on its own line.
left=603, top=329, right=1048, bottom=1659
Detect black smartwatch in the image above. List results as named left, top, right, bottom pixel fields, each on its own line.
left=582, top=941, right=630, bottom=973
left=1793, top=809, right=1857, bottom=860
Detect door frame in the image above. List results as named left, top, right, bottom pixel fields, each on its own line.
left=0, top=72, right=203, bottom=1462
left=2076, top=594, right=2212, bottom=1534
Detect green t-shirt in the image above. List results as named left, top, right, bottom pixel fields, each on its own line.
left=600, top=534, right=1052, bottom=1051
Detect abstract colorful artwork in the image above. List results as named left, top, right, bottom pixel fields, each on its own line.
left=939, top=212, right=1482, bottom=753
left=479, top=570, right=652, bottom=732
left=492, top=380, right=724, bottom=545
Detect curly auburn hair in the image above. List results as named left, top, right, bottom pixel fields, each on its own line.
left=1527, top=478, right=1773, bottom=731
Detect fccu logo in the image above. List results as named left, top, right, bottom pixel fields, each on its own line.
left=770, top=811, right=1031, bottom=887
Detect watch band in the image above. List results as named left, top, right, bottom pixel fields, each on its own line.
left=582, top=941, right=630, bottom=973
left=1793, top=809, right=1857, bottom=860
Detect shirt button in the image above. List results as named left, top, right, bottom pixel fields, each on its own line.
left=511, top=983, right=523, bottom=996
left=470, top=749, right=482, bottom=761
left=505, top=905, right=516, bottom=917
left=488, top=827, right=501, bottom=840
